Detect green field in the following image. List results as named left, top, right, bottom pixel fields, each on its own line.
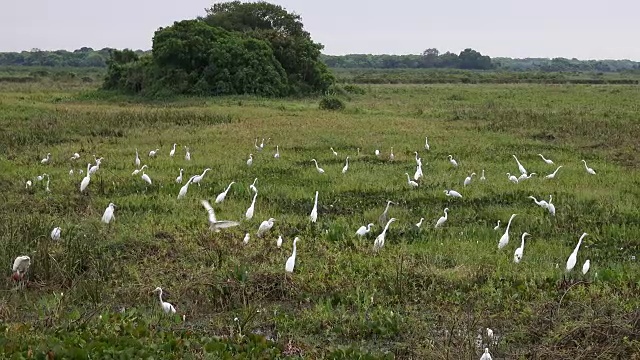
left=0, top=81, right=639, bottom=359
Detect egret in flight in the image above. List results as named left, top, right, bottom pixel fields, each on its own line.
left=200, top=200, right=240, bottom=232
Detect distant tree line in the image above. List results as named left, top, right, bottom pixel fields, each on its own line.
left=2, top=45, right=639, bottom=73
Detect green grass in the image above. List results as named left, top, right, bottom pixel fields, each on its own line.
left=0, top=82, right=639, bottom=359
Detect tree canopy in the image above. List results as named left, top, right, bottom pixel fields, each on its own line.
left=102, top=1, right=332, bottom=97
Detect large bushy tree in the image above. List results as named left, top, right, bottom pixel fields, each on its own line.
left=102, top=1, right=332, bottom=97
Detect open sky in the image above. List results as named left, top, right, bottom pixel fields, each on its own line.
left=1, top=0, right=639, bottom=60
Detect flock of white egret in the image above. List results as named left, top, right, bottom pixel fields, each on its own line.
left=12, top=135, right=600, bottom=357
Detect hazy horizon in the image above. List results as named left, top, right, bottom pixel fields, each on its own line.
left=1, top=0, right=639, bottom=61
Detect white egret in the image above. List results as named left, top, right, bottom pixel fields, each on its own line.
left=506, top=173, right=519, bottom=184
left=528, top=196, right=549, bottom=209
left=285, top=237, right=300, bottom=273
left=175, top=168, right=184, bottom=184
left=330, top=147, right=338, bottom=156
left=88, top=158, right=102, bottom=175
left=259, top=138, right=266, bottom=150
left=247, top=154, right=253, bottom=166
left=177, top=175, right=197, bottom=199
left=80, top=163, right=91, bottom=192
left=169, top=143, right=177, bottom=157
left=538, top=154, right=554, bottom=164
left=25, top=180, right=32, bottom=188
left=132, top=164, right=147, bottom=176
left=192, top=168, right=211, bottom=186
left=378, top=200, right=394, bottom=227
left=480, top=169, right=486, bottom=181
left=311, top=159, right=325, bottom=174
left=41, top=153, right=51, bottom=164
left=215, top=181, right=235, bottom=203
left=310, top=191, right=318, bottom=223
left=37, top=174, right=45, bottom=181
left=582, top=259, right=591, bottom=275
left=184, top=146, right=191, bottom=161
left=134, top=149, right=140, bottom=167
left=51, top=227, right=61, bottom=241
left=424, top=136, right=430, bottom=151
left=414, top=151, right=422, bottom=166
left=152, top=287, right=176, bottom=314
left=566, top=232, right=588, bottom=271
left=581, top=160, right=596, bottom=175
left=254, top=138, right=261, bottom=151
left=448, top=155, right=458, bottom=167
left=389, top=147, right=395, bottom=161
left=514, top=232, right=530, bottom=263
left=342, top=157, right=349, bottom=174
left=200, top=200, right=240, bottom=232
left=243, top=233, right=250, bottom=245
left=69, top=169, right=74, bottom=176
left=70, top=152, right=80, bottom=160
left=245, top=193, right=258, bottom=220
left=101, top=203, right=116, bottom=224
left=513, top=155, right=527, bottom=175
left=405, top=173, right=419, bottom=188
left=12, top=256, right=31, bottom=281
left=44, top=174, right=50, bottom=192
left=373, top=218, right=396, bottom=251
left=257, top=218, right=276, bottom=238
left=517, top=173, right=528, bottom=182
left=141, top=171, right=152, bottom=185
left=274, top=145, right=280, bottom=159
left=249, top=178, right=258, bottom=194
left=547, top=195, right=556, bottom=216
left=444, top=189, right=462, bottom=198
left=435, top=208, right=449, bottom=228
left=498, top=214, right=517, bottom=249
left=545, top=166, right=562, bottom=179
left=493, top=220, right=500, bottom=230
left=416, top=218, right=424, bottom=228
left=356, top=223, right=374, bottom=237
left=480, top=348, right=493, bottom=360
left=277, top=235, right=283, bottom=248
left=486, top=328, right=494, bottom=338
left=464, top=172, right=476, bottom=186
left=414, top=164, right=423, bottom=181
left=375, top=149, right=380, bottom=156
left=148, top=148, right=159, bottom=157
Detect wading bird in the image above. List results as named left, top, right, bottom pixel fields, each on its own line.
left=330, top=147, right=338, bottom=156
left=177, top=175, right=197, bottom=199
left=215, top=181, right=235, bottom=203
left=480, top=169, right=486, bottom=181
left=582, top=160, right=596, bottom=175
left=175, top=169, right=183, bottom=184
left=285, top=237, right=300, bottom=273
left=356, top=223, right=374, bottom=237
left=480, top=348, right=493, bottom=360
left=378, top=200, right=394, bottom=227
left=192, top=168, right=211, bottom=186
left=41, top=153, right=51, bottom=164
left=132, top=165, right=148, bottom=176
left=513, top=155, right=527, bottom=175
left=545, top=166, right=562, bottom=179
left=498, top=214, right=517, bottom=249
left=547, top=195, right=556, bottom=216
left=80, top=163, right=91, bottom=192
left=342, top=157, right=349, bottom=174
left=493, top=220, right=500, bottom=230
left=414, top=164, right=423, bottom=181
left=444, top=189, right=462, bottom=198
left=310, top=191, right=318, bottom=223
left=416, top=218, right=424, bottom=228
left=566, top=232, right=588, bottom=272
left=277, top=235, right=283, bottom=248
left=184, top=146, right=191, bottom=161
left=88, top=157, right=103, bottom=175
left=245, top=193, right=258, bottom=220
left=51, top=227, right=61, bottom=241
left=435, top=208, right=449, bottom=228
left=405, top=173, right=419, bottom=188
left=169, top=143, right=177, bottom=157
left=102, top=203, right=116, bottom=224
left=448, top=155, right=458, bottom=167
left=70, top=152, right=80, bottom=161
left=464, top=172, right=476, bottom=186
left=152, top=287, right=176, bottom=314
left=200, top=200, right=240, bottom=232
left=514, top=232, right=530, bottom=263
left=389, top=147, right=395, bottom=161
left=506, top=173, right=519, bottom=184
left=246, top=154, right=253, bottom=166
left=311, top=159, right=325, bottom=174
left=375, top=149, right=380, bottom=157
left=135, top=149, right=140, bottom=167
left=257, top=218, right=276, bottom=238
left=424, top=136, right=430, bottom=151
left=374, top=218, right=396, bottom=251
left=148, top=148, right=159, bottom=157
left=538, top=154, right=554, bottom=164
left=249, top=178, right=258, bottom=194
left=12, top=256, right=31, bottom=282
left=528, top=196, right=549, bottom=209
left=582, top=259, right=590, bottom=275
left=243, top=233, right=250, bottom=245
left=274, top=146, right=280, bottom=159
left=141, top=171, right=152, bottom=185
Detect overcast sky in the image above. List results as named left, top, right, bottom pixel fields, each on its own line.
left=1, top=0, right=638, bottom=60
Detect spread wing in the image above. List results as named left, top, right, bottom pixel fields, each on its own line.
left=200, top=200, right=216, bottom=223
left=212, top=220, right=240, bottom=229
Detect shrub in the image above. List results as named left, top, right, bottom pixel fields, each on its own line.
left=319, top=96, right=345, bottom=111
left=343, top=84, right=366, bottom=95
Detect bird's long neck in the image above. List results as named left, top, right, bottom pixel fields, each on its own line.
left=292, top=241, right=297, bottom=256
left=506, top=217, right=515, bottom=230
left=443, top=210, right=448, bottom=219
left=157, top=289, right=163, bottom=304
